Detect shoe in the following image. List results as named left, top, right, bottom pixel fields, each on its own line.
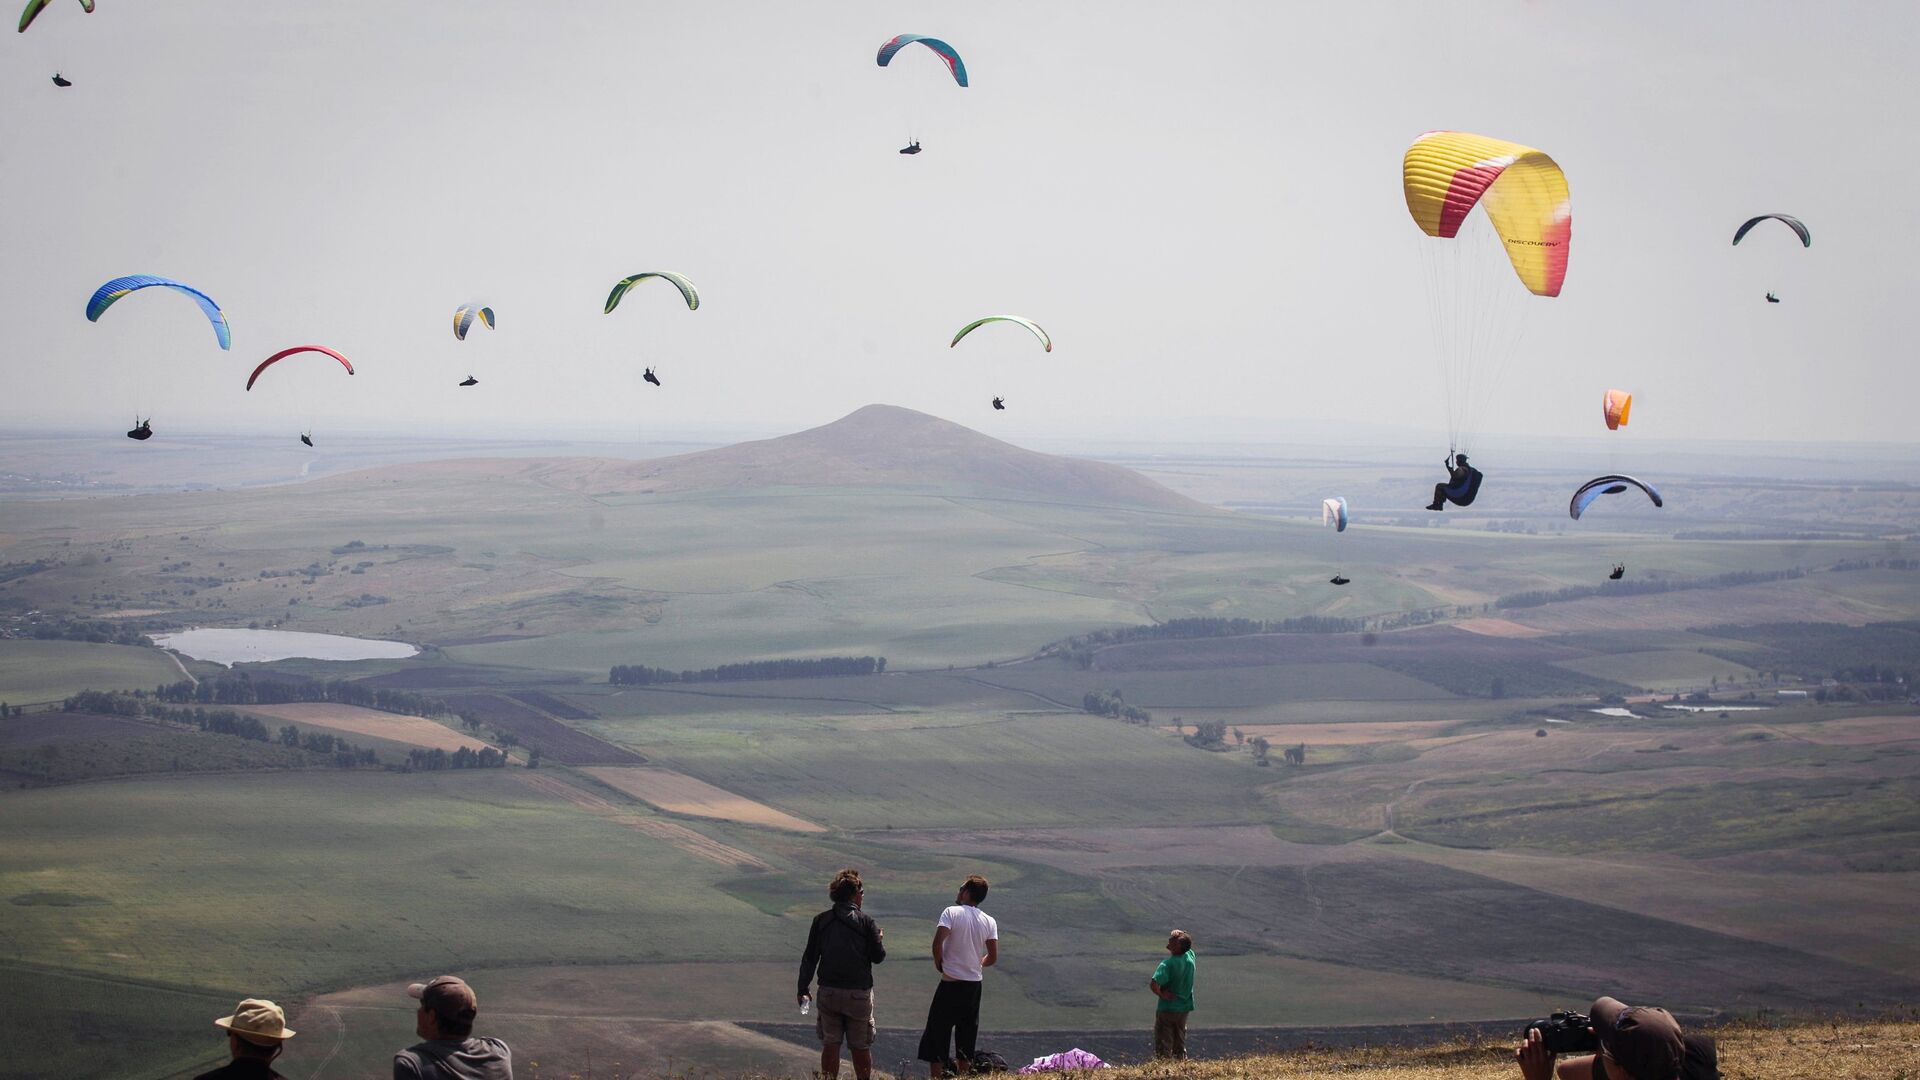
left=1425, top=502, right=1444, bottom=511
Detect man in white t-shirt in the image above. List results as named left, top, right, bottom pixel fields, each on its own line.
left=915, top=875, right=999, bottom=1077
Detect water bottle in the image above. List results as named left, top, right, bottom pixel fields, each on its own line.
left=800, top=995, right=811, bottom=1017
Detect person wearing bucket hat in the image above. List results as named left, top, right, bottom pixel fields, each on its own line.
left=395, top=975, right=514, bottom=1080
left=1514, top=996, right=1719, bottom=1080
left=196, top=998, right=295, bottom=1080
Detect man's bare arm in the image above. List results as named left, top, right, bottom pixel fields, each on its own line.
left=931, top=925, right=950, bottom=974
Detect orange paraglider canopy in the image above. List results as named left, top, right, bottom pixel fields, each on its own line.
left=1603, top=388, right=1632, bottom=431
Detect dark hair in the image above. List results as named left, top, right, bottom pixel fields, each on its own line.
left=961, top=875, right=989, bottom=904
left=830, top=868, right=863, bottom=904
left=230, top=1035, right=282, bottom=1061
left=435, top=1011, right=475, bottom=1041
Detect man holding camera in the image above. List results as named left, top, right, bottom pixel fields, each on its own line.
left=1517, top=997, right=1719, bottom=1080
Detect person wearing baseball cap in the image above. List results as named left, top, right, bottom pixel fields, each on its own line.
left=195, top=998, right=295, bottom=1080
left=1515, top=996, right=1719, bottom=1080
left=395, top=975, right=513, bottom=1080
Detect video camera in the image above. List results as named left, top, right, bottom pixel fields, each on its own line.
left=1525, top=1011, right=1600, bottom=1055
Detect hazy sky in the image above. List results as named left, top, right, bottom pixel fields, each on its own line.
left=2, top=1, right=1914, bottom=446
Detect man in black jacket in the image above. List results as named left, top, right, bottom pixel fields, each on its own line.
left=799, top=868, right=887, bottom=1080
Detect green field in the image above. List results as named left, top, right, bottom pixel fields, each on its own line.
left=0, top=771, right=789, bottom=992
left=614, top=711, right=1271, bottom=831
left=0, top=640, right=184, bottom=706
left=1550, top=649, right=1763, bottom=691
left=0, top=966, right=241, bottom=1080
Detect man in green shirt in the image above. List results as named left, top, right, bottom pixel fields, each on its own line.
left=1148, top=929, right=1196, bottom=1060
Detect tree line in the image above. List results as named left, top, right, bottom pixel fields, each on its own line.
left=402, top=746, right=508, bottom=771
left=62, top=690, right=378, bottom=768
left=156, top=675, right=449, bottom=718
left=1047, top=616, right=1370, bottom=670
left=609, top=655, right=886, bottom=685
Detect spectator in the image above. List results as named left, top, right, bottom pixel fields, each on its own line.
left=916, top=875, right=998, bottom=1078
left=396, top=975, right=513, bottom=1080
left=798, top=868, right=887, bottom=1080
left=1148, top=929, right=1196, bottom=1059
left=1517, top=996, right=1720, bottom=1080
left=197, top=998, right=296, bottom=1080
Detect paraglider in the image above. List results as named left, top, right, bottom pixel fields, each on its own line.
left=1323, top=497, right=1351, bottom=585
left=1603, top=389, right=1632, bottom=431
left=991, top=396, right=1005, bottom=411
left=604, top=272, right=699, bottom=315
left=86, top=275, right=231, bottom=350
left=951, top=315, right=1051, bottom=353
left=876, top=35, right=965, bottom=151
left=459, top=375, right=479, bottom=387
left=453, top=304, right=495, bottom=341
left=643, top=367, right=662, bottom=387
left=1404, top=131, right=1569, bottom=472
left=300, top=432, right=313, bottom=448
left=1569, top=474, right=1663, bottom=520
left=1426, top=453, right=1483, bottom=511
left=1735, top=215, right=1808, bottom=302
left=245, top=346, right=354, bottom=391
left=51, top=72, right=70, bottom=87
left=125, top=418, right=151, bottom=441
left=1609, top=564, right=1626, bottom=580
left=19, top=0, right=92, bottom=33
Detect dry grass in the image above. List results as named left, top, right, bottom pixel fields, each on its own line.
left=240, top=702, right=490, bottom=752
left=488, top=1018, right=1920, bottom=1079
left=1078, top=1019, right=1920, bottom=1080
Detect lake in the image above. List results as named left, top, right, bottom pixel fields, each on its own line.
left=152, top=628, right=418, bottom=665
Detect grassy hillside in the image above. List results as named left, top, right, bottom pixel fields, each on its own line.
left=1070, top=1018, right=1920, bottom=1080
left=0, top=639, right=184, bottom=706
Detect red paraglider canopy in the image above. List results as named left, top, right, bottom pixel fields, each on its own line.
left=246, top=345, right=355, bottom=391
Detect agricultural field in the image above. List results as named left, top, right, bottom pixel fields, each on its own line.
left=581, top=766, right=826, bottom=832
left=239, top=703, right=490, bottom=753
left=0, top=639, right=185, bottom=707
left=439, top=691, right=644, bottom=763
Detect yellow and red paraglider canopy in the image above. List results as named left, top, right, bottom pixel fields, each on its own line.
left=1603, top=389, right=1633, bottom=430
left=1403, top=131, right=1572, bottom=297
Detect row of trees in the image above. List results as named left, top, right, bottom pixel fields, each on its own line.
left=62, top=691, right=380, bottom=768
left=1049, top=615, right=1377, bottom=670
left=156, top=675, right=448, bottom=718
left=402, top=746, right=508, bottom=771
left=610, top=655, right=886, bottom=685
left=1081, top=690, right=1152, bottom=724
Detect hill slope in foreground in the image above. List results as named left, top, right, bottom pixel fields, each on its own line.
left=374, top=403, right=1210, bottom=511
left=1075, top=1018, right=1920, bottom=1079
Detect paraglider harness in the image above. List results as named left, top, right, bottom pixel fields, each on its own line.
left=1435, top=453, right=1484, bottom=507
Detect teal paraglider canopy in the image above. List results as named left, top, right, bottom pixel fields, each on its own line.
left=877, top=34, right=968, bottom=87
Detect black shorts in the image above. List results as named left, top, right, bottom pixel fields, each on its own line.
left=916, top=980, right=983, bottom=1065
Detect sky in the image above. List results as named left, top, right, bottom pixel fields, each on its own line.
left=1, top=1, right=1915, bottom=447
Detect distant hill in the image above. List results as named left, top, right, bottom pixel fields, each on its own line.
left=368, top=405, right=1212, bottom=512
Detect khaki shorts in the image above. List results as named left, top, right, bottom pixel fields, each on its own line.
left=816, top=985, right=876, bottom=1051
